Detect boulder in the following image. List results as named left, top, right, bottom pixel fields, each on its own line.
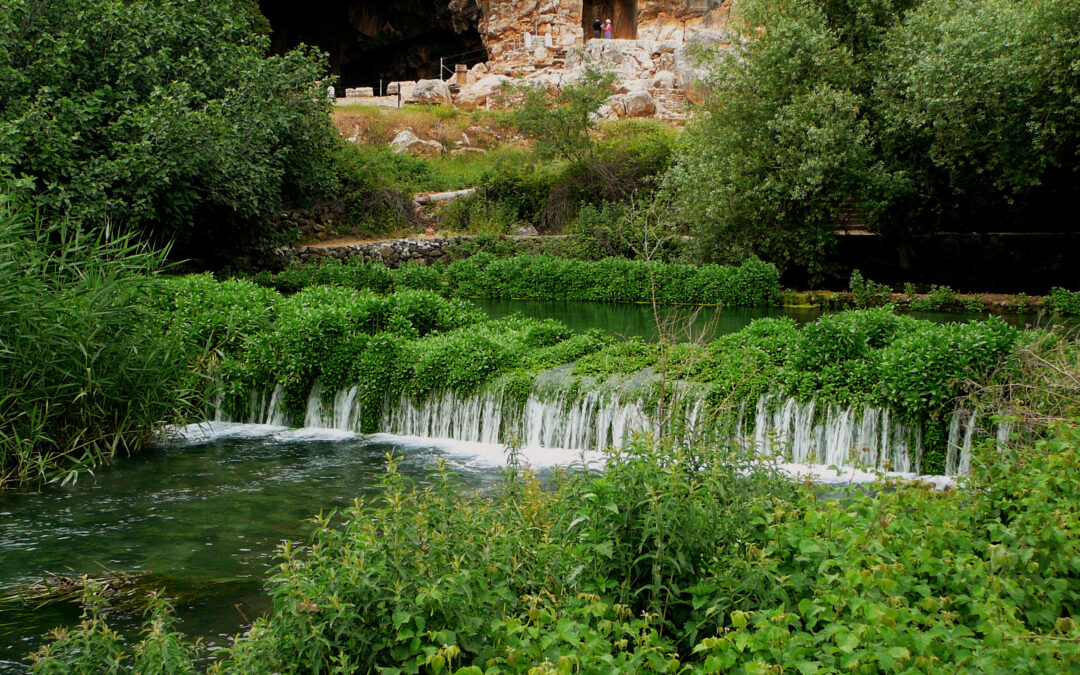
left=606, top=91, right=656, bottom=118
left=651, top=70, right=677, bottom=89
left=515, top=225, right=539, bottom=236
left=390, top=130, right=444, bottom=157
left=455, top=74, right=511, bottom=109
left=411, top=79, right=452, bottom=105
left=623, top=90, right=657, bottom=117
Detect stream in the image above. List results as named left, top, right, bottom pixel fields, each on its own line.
left=0, top=301, right=1039, bottom=670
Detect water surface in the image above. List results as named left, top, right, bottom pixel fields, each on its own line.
left=0, top=426, right=566, bottom=671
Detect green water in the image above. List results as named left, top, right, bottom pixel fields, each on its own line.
left=0, top=430, right=507, bottom=671
left=471, top=299, right=1036, bottom=340
left=0, top=299, right=1041, bottom=670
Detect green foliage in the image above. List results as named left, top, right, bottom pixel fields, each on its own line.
left=0, top=0, right=340, bottom=258
left=0, top=194, right=199, bottom=486
left=29, top=588, right=200, bottom=673
left=910, top=284, right=980, bottom=311
left=876, top=0, right=1080, bottom=230
left=155, top=274, right=281, bottom=359
left=848, top=269, right=892, bottom=307
left=1048, top=288, right=1080, bottom=316
left=667, top=0, right=1080, bottom=276
left=445, top=255, right=781, bottom=307
left=509, top=70, right=615, bottom=163
left=438, top=194, right=522, bottom=235
left=251, top=258, right=394, bottom=295
left=477, top=162, right=560, bottom=227
left=393, top=261, right=444, bottom=292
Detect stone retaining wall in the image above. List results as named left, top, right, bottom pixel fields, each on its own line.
left=280, top=235, right=571, bottom=268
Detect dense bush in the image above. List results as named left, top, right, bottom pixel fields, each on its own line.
left=0, top=0, right=340, bottom=259
left=34, top=424, right=1080, bottom=672
left=250, top=255, right=781, bottom=307
left=1048, top=288, right=1080, bottom=316
left=445, top=255, right=781, bottom=307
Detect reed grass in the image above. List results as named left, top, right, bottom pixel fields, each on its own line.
left=0, top=194, right=201, bottom=487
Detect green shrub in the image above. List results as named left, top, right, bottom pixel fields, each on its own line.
left=849, top=269, right=892, bottom=307
left=391, top=261, right=443, bottom=292
left=1048, top=287, right=1080, bottom=316
left=443, top=255, right=780, bottom=307
left=251, top=258, right=393, bottom=295
left=0, top=0, right=339, bottom=260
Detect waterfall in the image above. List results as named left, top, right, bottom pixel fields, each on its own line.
left=750, top=394, right=921, bottom=474
left=222, top=372, right=1008, bottom=476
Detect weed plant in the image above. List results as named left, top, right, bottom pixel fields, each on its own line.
left=1049, top=287, right=1080, bottom=316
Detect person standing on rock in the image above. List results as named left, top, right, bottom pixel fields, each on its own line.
left=592, top=17, right=602, bottom=39
left=603, top=19, right=612, bottom=39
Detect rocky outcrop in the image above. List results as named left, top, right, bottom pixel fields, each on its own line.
left=674, top=28, right=735, bottom=100
left=412, top=79, right=454, bottom=105
left=390, top=130, right=445, bottom=156
left=455, top=74, right=512, bottom=108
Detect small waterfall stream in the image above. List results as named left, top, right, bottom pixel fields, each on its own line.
left=226, top=370, right=999, bottom=477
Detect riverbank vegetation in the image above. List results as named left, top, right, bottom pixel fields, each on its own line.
left=0, top=196, right=199, bottom=486
left=251, top=255, right=780, bottom=307
left=30, top=423, right=1080, bottom=672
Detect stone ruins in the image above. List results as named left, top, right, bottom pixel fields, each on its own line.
left=338, top=0, right=737, bottom=120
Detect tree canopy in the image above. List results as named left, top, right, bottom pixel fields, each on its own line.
left=665, top=0, right=1080, bottom=278
left=0, top=0, right=340, bottom=258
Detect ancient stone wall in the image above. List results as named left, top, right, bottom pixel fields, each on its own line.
left=279, top=235, right=572, bottom=268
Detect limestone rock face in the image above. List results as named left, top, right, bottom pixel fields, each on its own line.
left=607, top=90, right=656, bottom=118
left=390, top=130, right=445, bottom=156
left=622, top=90, right=657, bottom=117
left=674, top=28, right=735, bottom=99
left=455, top=74, right=512, bottom=109
left=412, top=79, right=453, bottom=105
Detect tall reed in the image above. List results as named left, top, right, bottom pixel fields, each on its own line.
left=0, top=194, right=200, bottom=486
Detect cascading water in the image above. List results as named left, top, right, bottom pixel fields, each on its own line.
left=222, top=370, right=1001, bottom=476
left=749, top=395, right=921, bottom=473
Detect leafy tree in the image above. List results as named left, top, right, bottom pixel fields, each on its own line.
left=874, top=0, right=1080, bottom=231
left=508, top=69, right=615, bottom=163
left=0, top=0, right=340, bottom=259
left=664, top=0, right=888, bottom=279
left=666, top=0, right=1080, bottom=277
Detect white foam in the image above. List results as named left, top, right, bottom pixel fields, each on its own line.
left=167, top=421, right=288, bottom=443
left=272, top=427, right=357, bottom=442
left=168, top=422, right=355, bottom=445
left=366, top=433, right=605, bottom=470
left=776, top=462, right=959, bottom=490
left=168, top=422, right=958, bottom=489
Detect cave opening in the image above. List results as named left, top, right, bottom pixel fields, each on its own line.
left=581, top=0, right=637, bottom=41
left=258, top=0, right=485, bottom=87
